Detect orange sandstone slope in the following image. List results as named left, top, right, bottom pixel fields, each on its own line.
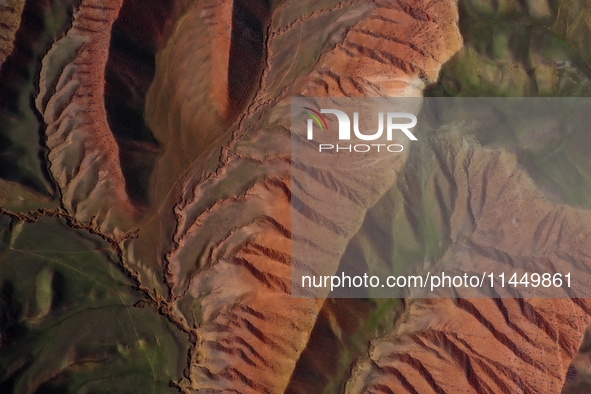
left=131, top=0, right=463, bottom=392
left=345, top=132, right=591, bottom=393
left=34, top=0, right=183, bottom=237
left=157, top=0, right=591, bottom=392
left=301, top=0, right=461, bottom=97
left=35, top=0, right=137, bottom=237
left=22, top=0, right=591, bottom=392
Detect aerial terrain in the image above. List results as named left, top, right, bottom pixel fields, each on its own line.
left=1, top=0, right=591, bottom=393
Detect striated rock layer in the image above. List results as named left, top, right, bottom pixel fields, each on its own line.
left=35, top=0, right=137, bottom=237
left=345, top=130, right=591, bottom=393
left=16, top=0, right=591, bottom=391
left=139, top=0, right=463, bottom=392
left=33, top=0, right=184, bottom=236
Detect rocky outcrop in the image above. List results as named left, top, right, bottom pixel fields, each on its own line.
left=345, top=130, right=591, bottom=393
left=0, top=0, right=25, bottom=66
left=12, top=0, right=591, bottom=392
left=35, top=0, right=137, bottom=237
left=141, top=0, right=463, bottom=391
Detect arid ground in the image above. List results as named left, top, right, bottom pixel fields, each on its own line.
left=1, top=0, right=591, bottom=393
